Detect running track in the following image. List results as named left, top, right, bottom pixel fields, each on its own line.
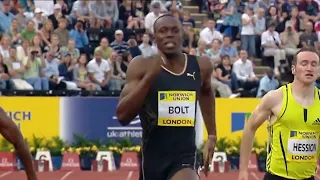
left=1, top=171, right=320, bottom=180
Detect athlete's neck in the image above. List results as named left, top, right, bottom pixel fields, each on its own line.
left=163, top=52, right=184, bottom=65
left=291, top=80, right=315, bottom=98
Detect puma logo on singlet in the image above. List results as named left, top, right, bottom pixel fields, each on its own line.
left=187, top=72, right=195, bottom=80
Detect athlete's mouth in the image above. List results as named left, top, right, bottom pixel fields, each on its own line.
left=164, top=42, right=175, bottom=48
left=305, top=73, right=314, bottom=77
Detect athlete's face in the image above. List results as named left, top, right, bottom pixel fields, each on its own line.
left=293, top=51, right=320, bottom=84
left=154, top=16, right=183, bottom=56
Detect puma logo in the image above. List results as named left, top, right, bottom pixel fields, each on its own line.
left=187, top=72, right=195, bottom=80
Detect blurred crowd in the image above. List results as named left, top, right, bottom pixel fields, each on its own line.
left=0, top=0, right=319, bottom=98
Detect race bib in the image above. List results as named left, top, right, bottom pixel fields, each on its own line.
left=287, top=130, right=319, bottom=162
left=157, top=91, right=196, bottom=127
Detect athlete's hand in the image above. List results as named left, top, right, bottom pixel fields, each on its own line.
left=203, top=136, right=216, bottom=176
left=238, top=170, right=249, bottom=180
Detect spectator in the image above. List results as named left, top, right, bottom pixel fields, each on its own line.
left=15, top=4, right=29, bottom=30
left=110, top=30, right=129, bottom=56
left=139, top=33, right=157, bottom=57
left=21, top=20, right=37, bottom=42
left=220, top=36, right=239, bottom=63
left=298, top=0, right=319, bottom=22
left=87, top=50, right=111, bottom=91
left=60, top=39, right=80, bottom=64
left=233, top=50, right=260, bottom=92
left=44, top=50, right=64, bottom=90
left=216, top=55, right=242, bottom=91
left=108, top=51, right=125, bottom=91
left=316, top=78, right=320, bottom=88
left=196, top=39, right=207, bottom=57
left=182, top=20, right=197, bottom=53
left=56, top=0, right=69, bottom=17
left=189, top=48, right=196, bottom=55
left=181, top=11, right=195, bottom=28
left=69, top=0, right=90, bottom=25
left=128, top=39, right=142, bottom=58
left=48, top=4, right=64, bottom=29
left=44, top=34, right=62, bottom=60
left=211, top=69, right=240, bottom=98
left=281, top=0, right=297, bottom=17
left=58, top=54, right=79, bottom=90
left=206, top=39, right=221, bottom=64
left=133, top=0, right=146, bottom=29
left=23, top=47, right=48, bottom=90
left=9, top=18, right=23, bottom=46
left=241, top=6, right=256, bottom=59
left=220, top=0, right=241, bottom=41
left=16, top=39, right=30, bottom=61
left=95, top=38, right=113, bottom=60
left=257, top=0, right=273, bottom=14
left=199, top=19, right=223, bottom=46
left=0, top=53, right=9, bottom=90
left=73, top=54, right=95, bottom=90
left=33, top=1, right=53, bottom=17
left=120, top=51, right=132, bottom=74
left=39, top=19, right=54, bottom=48
left=165, top=0, right=183, bottom=12
left=69, top=19, right=89, bottom=50
left=0, top=0, right=15, bottom=34
left=254, top=8, right=266, bottom=58
left=265, top=5, right=283, bottom=32
left=58, top=54, right=73, bottom=81
left=300, top=21, right=318, bottom=49
left=261, top=21, right=286, bottom=74
left=256, top=67, right=279, bottom=97
left=280, top=21, right=300, bottom=56
left=144, top=1, right=163, bottom=34
left=53, top=18, right=70, bottom=47
left=0, top=34, right=12, bottom=61
left=283, top=6, right=304, bottom=32
left=33, top=8, right=46, bottom=31
left=7, top=47, right=33, bottom=90
left=30, top=35, right=44, bottom=55
left=119, top=0, right=140, bottom=29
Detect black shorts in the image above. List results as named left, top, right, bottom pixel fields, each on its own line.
left=264, top=172, right=314, bottom=180
left=139, top=152, right=200, bottom=180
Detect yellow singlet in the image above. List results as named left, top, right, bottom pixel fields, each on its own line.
left=266, top=84, right=320, bottom=179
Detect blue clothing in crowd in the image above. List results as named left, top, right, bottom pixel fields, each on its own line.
left=69, top=29, right=89, bottom=49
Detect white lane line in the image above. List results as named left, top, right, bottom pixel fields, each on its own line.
left=0, top=171, right=12, bottom=178
left=126, top=171, right=133, bottom=180
left=250, top=172, right=260, bottom=180
left=60, top=171, right=73, bottom=180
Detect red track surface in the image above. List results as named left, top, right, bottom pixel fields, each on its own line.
left=0, top=171, right=319, bottom=180
left=0, top=171, right=266, bottom=180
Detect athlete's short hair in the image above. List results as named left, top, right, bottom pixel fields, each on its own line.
left=153, top=14, right=176, bottom=33
left=292, top=46, right=320, bottom=65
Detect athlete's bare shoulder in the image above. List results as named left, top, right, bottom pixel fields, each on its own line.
left=126, top=55, right=155, bottom=80
left=260, top=87, right=283, bottom=110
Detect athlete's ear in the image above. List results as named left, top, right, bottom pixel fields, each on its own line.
left=291, top=65, right=295, bottom=75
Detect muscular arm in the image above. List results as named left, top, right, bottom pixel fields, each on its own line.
left=198, top=56, right=216, bottom=137
left=0, top=107, right=36, bottom=179
left=116, top=56, right=154, bottom=125
left=239, top=90, right=279, bottom=171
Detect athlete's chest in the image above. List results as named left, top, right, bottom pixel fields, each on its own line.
left=145, top=72, right=201, bottom=127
